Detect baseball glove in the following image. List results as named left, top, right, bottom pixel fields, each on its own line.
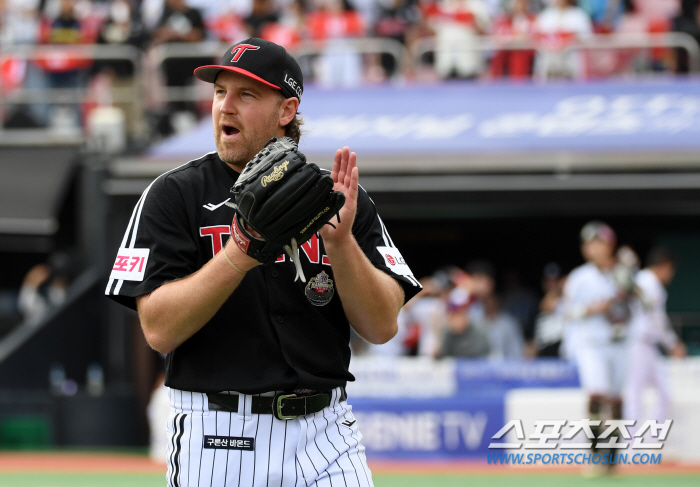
left=228, top=137, right=345, bottom=282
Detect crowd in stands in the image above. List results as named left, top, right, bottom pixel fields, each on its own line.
left=1, top=0, right=699, bottom=133
left=354, top=259, right=544, bottom=359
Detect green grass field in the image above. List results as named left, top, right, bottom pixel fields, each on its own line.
left=1, top=472, right=699, bottom=487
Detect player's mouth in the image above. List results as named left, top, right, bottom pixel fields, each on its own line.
left=221, top=124, right=240, bottom=139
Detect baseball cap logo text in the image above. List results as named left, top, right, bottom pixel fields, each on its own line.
left=283, top=72, right=302, bottom=98
left=230, top=44, right=260, bottom=63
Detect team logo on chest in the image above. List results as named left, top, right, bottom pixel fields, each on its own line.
left=305, top=271, right=334, bottom=306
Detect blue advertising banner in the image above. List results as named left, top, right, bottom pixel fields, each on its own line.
left=454, top=359, right=579, bottom=396
left=149, top=78, right=700, bottom=159
left=350, top=395, right=503, bottom=459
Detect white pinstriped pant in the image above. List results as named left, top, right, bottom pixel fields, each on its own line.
left=165, top=388, right=374, bottom=487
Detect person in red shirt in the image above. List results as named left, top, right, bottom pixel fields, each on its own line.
left=305, top=0, right=366, bottom=86
left=489, top=0, right=536, bottom=79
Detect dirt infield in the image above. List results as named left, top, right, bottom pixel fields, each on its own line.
left=0, top=452, right=166, bottom=474
left=1, top=452, right=699, bottom=476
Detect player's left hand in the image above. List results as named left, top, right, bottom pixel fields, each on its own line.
left=319, top=146, right=358, bottom=247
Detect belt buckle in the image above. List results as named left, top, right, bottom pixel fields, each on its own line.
left=273, top=393, right=297, bottom=420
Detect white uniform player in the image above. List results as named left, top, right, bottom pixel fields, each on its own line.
left=624, top=248, right=685, bottom=433
left=561, top=262, right=627, bottom=396
left=560, top=221, right=628, bottom=470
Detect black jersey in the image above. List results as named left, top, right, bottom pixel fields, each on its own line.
left=106, top=152, right=421, bottom=393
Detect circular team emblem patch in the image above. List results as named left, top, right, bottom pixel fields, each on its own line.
left=305, top=271, right=334, bottom=306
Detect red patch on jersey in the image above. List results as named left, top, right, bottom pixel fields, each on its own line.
left=386, top=254, right=396, bottom=266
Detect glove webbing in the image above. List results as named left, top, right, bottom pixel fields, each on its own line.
left=284, top=239, right=305, bottom=283
left=284, top=211, right=341, bottom=283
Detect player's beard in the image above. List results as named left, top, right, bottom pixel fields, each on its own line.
left=216, top=109, right=281, bottom=171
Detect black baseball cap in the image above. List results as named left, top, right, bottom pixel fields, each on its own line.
left=194, top=37, right=303, bottom=102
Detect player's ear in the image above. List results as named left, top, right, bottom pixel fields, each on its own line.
left=278, top=97, right=299, bottom=128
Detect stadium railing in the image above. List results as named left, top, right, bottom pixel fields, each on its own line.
left=1, top=33, right=698, bottom=137
left=410, top=32, right=700, bottom=79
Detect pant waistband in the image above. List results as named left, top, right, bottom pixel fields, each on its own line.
left=207, top=388, right=347, bottom=420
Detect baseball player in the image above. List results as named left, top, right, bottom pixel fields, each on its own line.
left=624, top=247, right=686, bottom=434
left=106, top=38, right=421, bottom=487
left=559, top=221, right=629, bottom=471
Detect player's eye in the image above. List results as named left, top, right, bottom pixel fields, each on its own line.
left=215, top=89, right=226, bottom=96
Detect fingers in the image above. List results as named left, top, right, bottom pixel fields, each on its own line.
left=348, top=165, right=359, bottom=203
left=331, top=149, right=342, bottom=183
left=332, top=147, right=357, bottom=192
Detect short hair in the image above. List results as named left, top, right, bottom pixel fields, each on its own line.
left=645, top=246, right=677, bottom=268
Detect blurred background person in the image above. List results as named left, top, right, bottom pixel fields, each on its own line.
left=425, top=0, right=491, bottom=79
left=17, top=251, right=72, bottom=326
left=477, top=292, right=525, bottom=359
left=533, top=0, right=593, bottom=80
left=438, top=260, right=497, bottom=358
left=560, top=221, right=629, bottom=474
left=501, top=268, right=538, bottom=357
left=150, top=0, right=206, bottom=135
left=371, top=0, right=423, bottom=79
left=398, top=270, right=452, bottom=357
left=244, top=0, right=281, bottom=38
left=671, top=0, right=700, bottom=73
left=624, top=246, right=687, bottom=435
left=439, top=287, right=490, bottom=358
left=30, top=0, right=93, bottom=128
left=91, top=0, right=149, bottom=143
left=306, top=0, right=367, bottom=87
left=489, top=0, right=537, bottom=79
left=533, top=262, right=566, bottom=357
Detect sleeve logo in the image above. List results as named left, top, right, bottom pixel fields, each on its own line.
left=110, top=248, right=150, bottom=281
left=377, top=246, right=414, bottom=277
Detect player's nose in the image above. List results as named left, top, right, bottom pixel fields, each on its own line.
left=219, top=92, right=238, bottom=115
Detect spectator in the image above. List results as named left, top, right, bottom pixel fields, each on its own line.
left=31, top=0, right=93, bottom=128
left=489, top=0, right=537, bottom=79
left=17, top=252, right=72, bottom=326
left=533, top=0, right=593, bottom=79
left=425, top=0, right=491, bottom=79
left=150, top=0, right=206, bottom=134
left=0, top=0, right=42, bottom=126
left=207, top=7, right=247, bottom=45
left=373, top=0, right=423, bottom=78
left=671, top=0, right=700, bottom=73
left=578, top=0, right=624, bottom=32
left=399, top=272, right=451, bottom=357
left=259, top=0, right=306, bottom=48
left=500, top=268, right=539, bottom=354
left=0, top=0, right=41, bottom=46
left=306, top=0, right=366, bottom=87
left=439, top=288, right=490, bottom=358
left=244, top=0, right=280, bottom=38
left=533, top=262, right=566, bottom=357
left=476, top=292, right=525, bottom=359
left=91, top=0, right=149, bottom=140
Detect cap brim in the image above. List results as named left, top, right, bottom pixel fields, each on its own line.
left=193, top=65, right=281, bottom=91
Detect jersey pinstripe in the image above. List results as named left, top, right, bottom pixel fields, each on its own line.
left=165, top=387, right=373, bottom=487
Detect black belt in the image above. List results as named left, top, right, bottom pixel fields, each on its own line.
left=207, top=390, right=345, bottom=420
